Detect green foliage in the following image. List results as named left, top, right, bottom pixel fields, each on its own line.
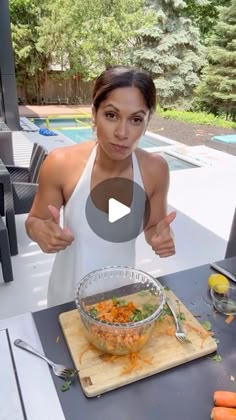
left=10, top=0, right=155, bottom=102
left=195, top=0, right=236, bottom=121
left=183, top=0, right=232, bottom=42
left=10, top=0, right=51, bottom=102
left=38, top=0, right=156, bottom=80
left=158, top=107, right=236, bottom=128
left=133, top=0, right=206, bottom=109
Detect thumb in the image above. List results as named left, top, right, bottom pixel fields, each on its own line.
left=156, top=211, right=176, bottom=236
left=62, top=226, right=74, bottom=241
left=48, top=204, right=60, bottom=224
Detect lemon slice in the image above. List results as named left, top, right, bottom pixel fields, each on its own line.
left=208, top=273, right=229, bottom=294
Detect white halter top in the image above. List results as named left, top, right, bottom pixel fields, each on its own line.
left=47, top=145, right=145, bottom=307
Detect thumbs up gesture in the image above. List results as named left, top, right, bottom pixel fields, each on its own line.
left=151, top=211, right=176, bottom=258
left=36, top=205, right=74, bottom=253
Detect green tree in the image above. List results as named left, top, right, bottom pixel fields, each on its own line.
left=196, top=0, right=236, bottom=121
left=133, top=0, right=206, bottom=109
left=184, top=0, right=232, bottom=42
left=10, top=0, right=155, bottom=102
left=38, top=0, right=156, bottom=80
left=10, top=0, right=50, bottom=103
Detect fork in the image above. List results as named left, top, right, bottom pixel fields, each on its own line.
left=14, top=339, right=78, bottom=379
left=166, top=299, right=191, bottom=344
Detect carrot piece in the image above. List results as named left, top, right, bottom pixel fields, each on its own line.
left=107, top=355, right=120, bottom=363
left=137, top=354, right=153, bottom=365
left=225, top=315, right=234, bottom=324
left=165, top=326, right=176, bottom=336
left=122, top=353, right=139, bottom=374
left=211, top=406, right=236, bottom=419
left=214, top=391, right=236, bottom=408
left=184, top=321, right=214, bottom=338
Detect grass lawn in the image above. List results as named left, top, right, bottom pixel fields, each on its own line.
left=158, top=108, right=236, bottom=130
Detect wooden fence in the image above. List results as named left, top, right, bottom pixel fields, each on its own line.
left=17, top=73, right=94, bottom=105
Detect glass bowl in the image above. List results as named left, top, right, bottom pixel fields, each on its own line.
left=75, top=266, right=165, bottom=355
left=210, top=284, right=236, bottom=315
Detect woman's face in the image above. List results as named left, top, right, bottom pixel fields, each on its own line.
left=93, top=86, right=150, bottom=160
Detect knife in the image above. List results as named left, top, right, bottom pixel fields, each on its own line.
left=210, top=262, right=236, bottom=283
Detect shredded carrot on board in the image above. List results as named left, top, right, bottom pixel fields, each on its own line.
left=225, top=315, right=234, bottom=324
left=165, top=326, right=176, bottom=336
left=184, top=321, right=213, bottom=347
left=200, top=336, right=210, bottom=348
left=121, top=352, right=153, bottom=375
left=122, top=354, right=139, bottom=374
left=107, top=355, right=120, bottom=363
left=137, top=353, right=153, bottom=365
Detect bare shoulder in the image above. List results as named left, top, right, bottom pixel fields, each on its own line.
left=46, top=141, right=95, bottom=169
left=38, top=141, right=96, bottom=190
left=135, top=148, right=169, bottom=193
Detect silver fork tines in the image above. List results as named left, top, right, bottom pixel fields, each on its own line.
left=166, top=299, right=191, bottom=344
left=14, top=339, right=78, bottom=379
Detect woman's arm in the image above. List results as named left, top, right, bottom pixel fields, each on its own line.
left=143, top=154, right=176, bottom=257
left=25, top=150, right=74, bottom=253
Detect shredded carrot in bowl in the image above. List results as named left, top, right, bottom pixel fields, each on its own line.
left=85, top=297, right=156, bottom=324
left=81, top=295, right=160, bottom=355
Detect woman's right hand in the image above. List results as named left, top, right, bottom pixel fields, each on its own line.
left=35, top=205, right=74, bottom=253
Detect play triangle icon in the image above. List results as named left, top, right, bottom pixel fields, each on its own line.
left=108, top=198, right=131, bottom=223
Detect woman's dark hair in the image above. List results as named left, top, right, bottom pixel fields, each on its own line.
left=92, top=66, right=156, bottom=115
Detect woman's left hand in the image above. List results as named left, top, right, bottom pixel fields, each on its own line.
left=150, top=212, right=176, bottom=258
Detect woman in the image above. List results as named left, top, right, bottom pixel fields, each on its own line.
left=26, top=66, right=176, bottom=307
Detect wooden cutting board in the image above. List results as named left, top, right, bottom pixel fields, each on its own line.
left=59, top=290, right=217, bottom=397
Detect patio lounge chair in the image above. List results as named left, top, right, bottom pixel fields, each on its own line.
left=0, top=214, right=13, bottom=282
left=225, top=206, right=236, bottom=258
left=5, top=142, right=47, bottom=183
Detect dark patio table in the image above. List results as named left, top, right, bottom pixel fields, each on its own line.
left=33, top=257, right=236, bottom=420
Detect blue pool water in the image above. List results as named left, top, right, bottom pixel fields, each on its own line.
left=33, top=117, right=91, bottom=127
left=34, top=117, right=169, bottom=148
left=58, top=128, right=197, bottom=171
left=60, top=128, right=94, bottom=143
left=58, top=128, right=169, bottom=149
left=33, top=118, right=198, bottom=171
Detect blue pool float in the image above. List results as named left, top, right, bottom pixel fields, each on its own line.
left=212, top=135, right=236, bottom=144
left=39, top=127, right=58, bottom=136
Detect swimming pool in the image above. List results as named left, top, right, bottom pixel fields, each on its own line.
left=33, top=117, right=172, bottom=149
left=57, top=128, right=197, bottom=171
left=33, top=116, right=91, bottom=128
left=158, top=152, right=197, bottom=171
left=58, top=128, right=171, bottom=149
left=32, top=117, right=199, bottom=171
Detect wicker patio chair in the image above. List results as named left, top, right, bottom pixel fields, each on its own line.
left=0, top=214, right=14, bottom=282
left=12, top=181, right=38, bottom=215
left=5, top=143, right=47, bottom=183
left=0, top=162, right=18, bottom=256
left=0, top=157, right=40, bottom=256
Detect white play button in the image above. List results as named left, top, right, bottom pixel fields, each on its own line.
left=86, top=177, right=150, bottom=243
left=108, top=198, right=131, bottom=223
